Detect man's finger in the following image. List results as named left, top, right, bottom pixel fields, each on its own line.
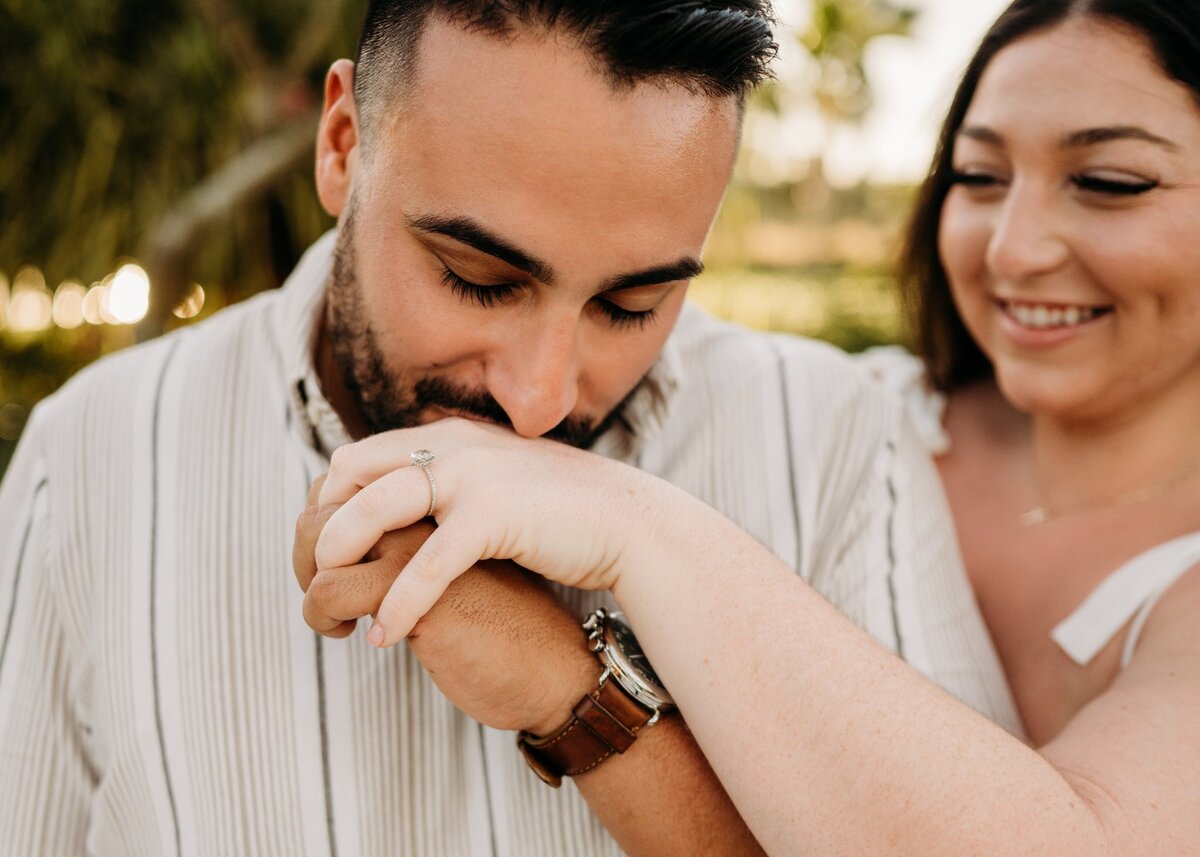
left=304, top=558, right=405, bottom=635
left=313, top=617, right=358, bottom=639
left=303, top=523, right=436, bottom=636
left=364, top=521, right=436, bottom=564
left=306, top=474, right=327, bottom=507
left=370, top=523, right=487, bottom=647
left=293, top=502, right=340, bottom=592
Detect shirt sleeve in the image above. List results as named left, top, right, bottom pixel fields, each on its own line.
left=0, top=411, right=93, bottom=854
left=808, top=386, right=1025, bottom=737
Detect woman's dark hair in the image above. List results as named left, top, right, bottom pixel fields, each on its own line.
left=899, top=0, right=1200, bottom=392
left=353, top=1, right=777, bottom=140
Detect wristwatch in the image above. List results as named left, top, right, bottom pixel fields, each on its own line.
left=517, top=607, right=675, bottom=787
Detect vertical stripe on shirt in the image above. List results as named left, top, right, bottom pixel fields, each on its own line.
left=772, top=344, right=803, bottom=572
left=151, top=339, right=183, bottom=857
left=883, top=440, right=905, bottom=660
left=476, top=722, right=498, bottom=857
left=0, top=478, right=47, bottom=685
left=294, top=434, right=340, bottom=857
left=315, top=636, right=339, bottom=857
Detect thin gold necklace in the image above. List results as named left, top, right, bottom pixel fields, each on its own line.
left=1020, top=450, right=1200, bottom=526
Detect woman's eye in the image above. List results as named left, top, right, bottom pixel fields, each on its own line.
left=440, top=267, right=519, bottom=307
left=1072, top=174, right=1159, bottom=196
left=949, top=170, right=1005, bottom=189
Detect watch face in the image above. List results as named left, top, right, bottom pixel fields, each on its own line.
left=609, top=619, right=669, bottom=695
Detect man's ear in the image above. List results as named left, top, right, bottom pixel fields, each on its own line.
left=315, top=59, right=360, bottom=217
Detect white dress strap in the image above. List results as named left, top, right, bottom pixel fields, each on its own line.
left=1051, top=530, right=1200, bottom=668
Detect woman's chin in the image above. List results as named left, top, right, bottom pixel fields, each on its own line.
left=992, top=367, right=1105, bottom=424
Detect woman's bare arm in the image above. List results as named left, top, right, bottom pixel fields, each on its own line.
left=618, top=482, right=1200, bottom=856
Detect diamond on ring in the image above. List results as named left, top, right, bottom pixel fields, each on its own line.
left=410, top=449, right=437, bottom=517
left=410, top=449, right=435, bottom=467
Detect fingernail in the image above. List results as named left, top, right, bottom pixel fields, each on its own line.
left=367, top=622, right=386, bottom=647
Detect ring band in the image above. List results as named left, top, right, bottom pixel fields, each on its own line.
left=410, top=449, right=437, bottom=517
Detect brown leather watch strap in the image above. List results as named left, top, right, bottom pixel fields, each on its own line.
left=517, top=678, right=656, bottom=787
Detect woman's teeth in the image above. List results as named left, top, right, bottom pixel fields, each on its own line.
left=1003, top=301, right=1102, bottom=330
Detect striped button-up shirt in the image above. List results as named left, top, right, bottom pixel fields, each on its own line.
left=0, top=231, right=1020, bottom=856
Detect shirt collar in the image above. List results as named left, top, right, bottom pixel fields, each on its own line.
left=271, top=229, right=685, bottom=462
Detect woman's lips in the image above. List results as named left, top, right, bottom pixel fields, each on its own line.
left=995, top=298, right=1114, bottom=348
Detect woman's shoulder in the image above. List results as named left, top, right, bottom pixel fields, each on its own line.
left=854, top=345, right=951, bottom=455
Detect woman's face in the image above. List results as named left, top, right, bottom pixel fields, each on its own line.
left=939, top=19, right=1200, bottom=425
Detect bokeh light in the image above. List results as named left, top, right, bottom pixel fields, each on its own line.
left=82, top=282, right=107, bottom=325
left=98, top=274, right=120, bottom=325
left=0, top=271, right=9, bottom=331
left=53, top=281, right=88, bottom=329
left=12, top=265, right=46, bottom=293
left=8, top=289, right=54, bottom=333
left=173, top=283, right=206, bottom=319
left=108, top=263, right=150, bottom=324
left=7, top=266, right=53, bottom=333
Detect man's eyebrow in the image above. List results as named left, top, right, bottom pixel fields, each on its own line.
left=410, top=213, right=704, bottom=294
left=601, top=258, right=705, bottom=293
left=409, top=214, right=555, bottom=284
left=1062, top=126, right=1180, bottom=150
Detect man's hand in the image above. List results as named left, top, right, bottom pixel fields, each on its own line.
left=408, top=559, right=599, bottom=734
left=294, top=478, right=596, bottom=735
left=293, top=474, right=434, bottom=639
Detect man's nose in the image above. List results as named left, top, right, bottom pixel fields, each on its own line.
left=985, top=182, right=1070, bottom=282
left=487, top=314, right=583, bottom=438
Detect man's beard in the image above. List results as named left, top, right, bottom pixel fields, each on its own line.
left=325, top=204, right=632, bottom=449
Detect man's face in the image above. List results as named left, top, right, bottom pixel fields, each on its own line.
left=321, top=17, right=741, bottom=444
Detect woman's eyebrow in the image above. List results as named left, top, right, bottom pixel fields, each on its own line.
left=1061, top=125, right=1180, bottom=150
left=957, top=125, right=1005, bottom=147
left=956, top=124, right=1181, bottom=152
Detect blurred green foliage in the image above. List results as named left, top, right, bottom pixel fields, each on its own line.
left=693, top=264, right=907, bottom=354
left=0, top=0, right=356, bottom=292
left=802, top=0, right=918, bottom=122
left=1, top=0, right=362, bottom=469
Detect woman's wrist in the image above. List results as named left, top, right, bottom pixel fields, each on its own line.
left=607, top=471, right=725, bottom=609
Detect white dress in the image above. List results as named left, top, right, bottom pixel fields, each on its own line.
left=858, top=345, right=1200, bottom=669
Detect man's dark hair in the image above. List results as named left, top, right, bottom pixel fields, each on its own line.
left=898, top=0, right=1200, bottom=393
left=353, top=0, right=777, bottom=135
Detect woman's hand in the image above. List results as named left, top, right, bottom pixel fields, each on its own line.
left=313, top=418, right=660, bottom=646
